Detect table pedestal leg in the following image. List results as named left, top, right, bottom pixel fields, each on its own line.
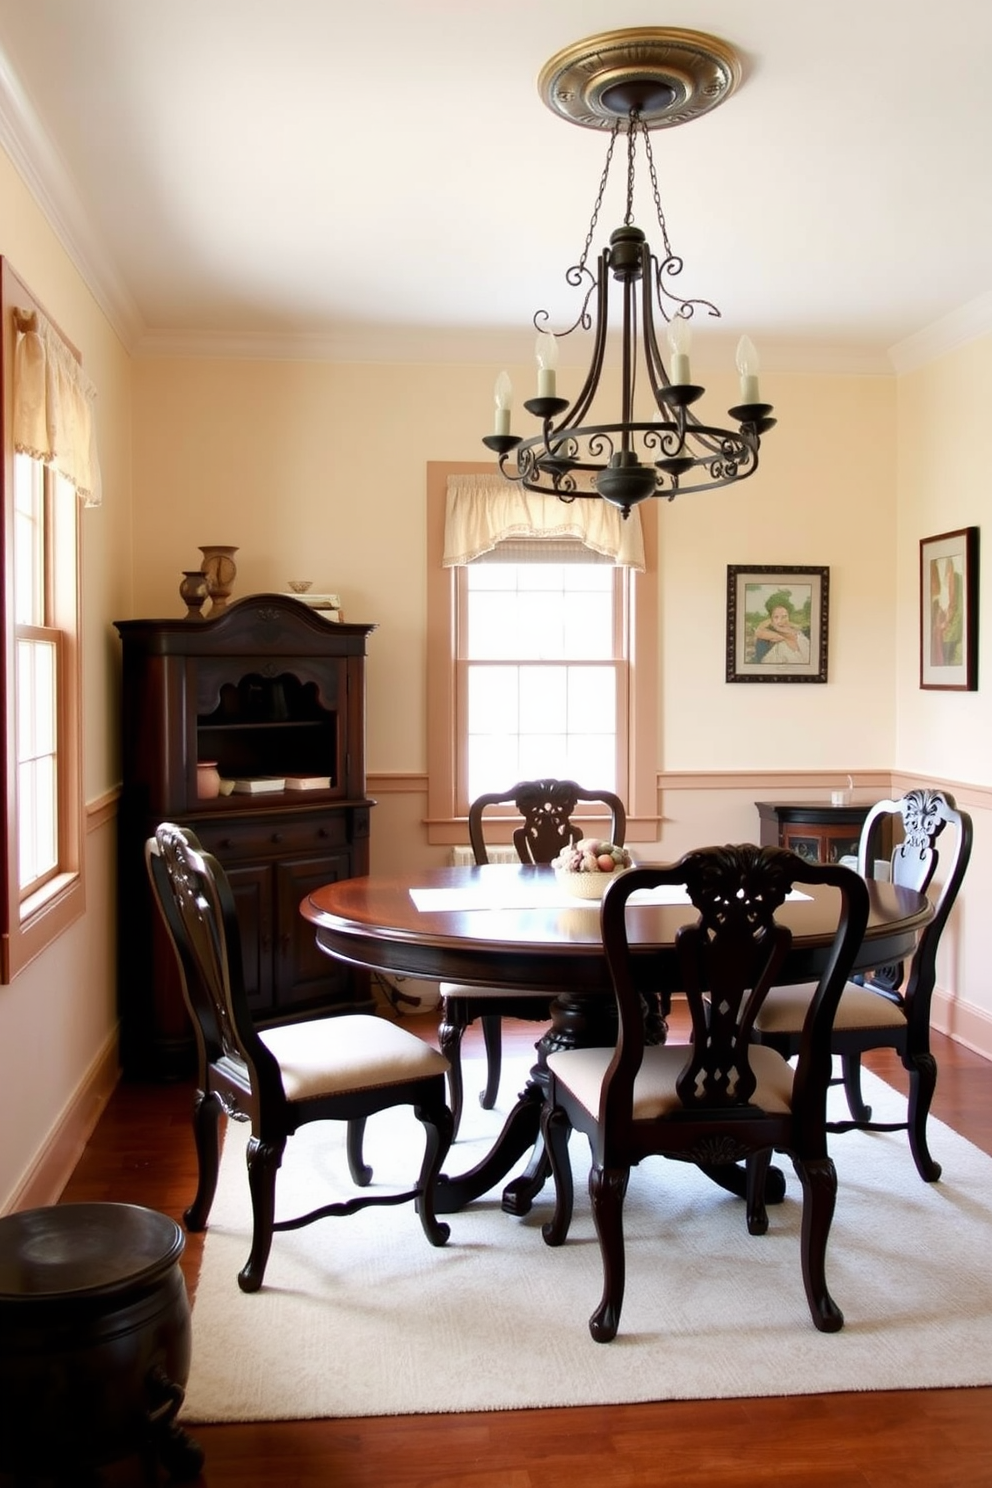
left=433, top=1084, right=543, bottom=1214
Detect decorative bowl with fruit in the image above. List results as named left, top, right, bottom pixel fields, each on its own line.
left=552, top=839, right=633, bottom=899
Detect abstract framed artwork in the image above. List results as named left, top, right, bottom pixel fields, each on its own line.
left=920, top=527, right=979, bottom=691
left=726, top=565, right=829, bottom=683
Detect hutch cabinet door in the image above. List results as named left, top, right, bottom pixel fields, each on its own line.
left=224, top=862, right=276, bottom=1017
left=274, top=852, right=363, bottom=1014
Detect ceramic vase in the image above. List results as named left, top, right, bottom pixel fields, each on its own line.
left=179, top=570, right=209, bottom=619
left=198, top=545, right=239, bottom=615
left=196, top=761, right=221, bottom=800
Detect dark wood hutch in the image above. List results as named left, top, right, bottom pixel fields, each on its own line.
left=114, top=595, right=375, bottom=1077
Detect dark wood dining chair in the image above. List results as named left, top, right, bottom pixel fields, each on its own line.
left=540, top=844, right=870, bottom=1342
left=750, top=788, right=972, bottom=1181
left=146, top=821, right=453, bottom=1292
left=438, top=778, right=626, bottom=1137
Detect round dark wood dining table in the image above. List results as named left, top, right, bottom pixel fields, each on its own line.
left=302, top=862, right=932, bottom=1215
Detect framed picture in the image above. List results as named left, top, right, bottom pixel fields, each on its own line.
left=920, top=527, right=979, bottom=691
left=726, top=565, right=829, bottom=683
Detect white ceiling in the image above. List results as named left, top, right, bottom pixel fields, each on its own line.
left=0, top=0, right=990, bottom=373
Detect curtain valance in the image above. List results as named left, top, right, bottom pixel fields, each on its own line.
left=442, top=473, right=645, bottom=571
left=12, top=307, right=102, bottom=507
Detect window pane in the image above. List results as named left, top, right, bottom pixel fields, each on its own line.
left=13, top=454, right=44, bottom=627
left=18, top=757, right=57, bottom=887
left=519, top=667, right=566, bottom=733
left=16, top=637, right=58, bottom=892
left=466, top=591, right=518, bottom=659
left=467, top=564, right=616, bottom=661
left=467, top=667, right=519, bottom=734
left=566, top=667, right=615, bottom=729
left=468, top=736, right=521, bottom=802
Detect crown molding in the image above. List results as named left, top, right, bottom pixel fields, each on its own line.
left=134, top=324, right=899, bottom=376
left=887, top=292, right=992, bottom=374
left=0, top=41, right=143, bottom=347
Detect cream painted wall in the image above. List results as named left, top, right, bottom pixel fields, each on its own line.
left=892, top=332, right=992, bottom=1051
left=0, top=152, right=133, bottom=1209
left=659, top=369, right=898, bottom=770
left=895, top=335, right=992, bottom=781
left=131, top=356, right=502, bottom=776
left=132, top=357, right=899, bottom=781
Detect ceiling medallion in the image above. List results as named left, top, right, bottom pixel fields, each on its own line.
left=537, top=26, right=742, bottom=132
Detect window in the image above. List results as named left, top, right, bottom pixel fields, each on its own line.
left=1, top=259, right=92, bottom=981
left=427, top=463, right=659, bottom=845
left=15, top=454, right=61, bottom=895
left=458, top=552, right=625, bottom=808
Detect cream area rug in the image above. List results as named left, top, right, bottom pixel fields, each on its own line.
left=180, top=1055, right=992, bottom=1423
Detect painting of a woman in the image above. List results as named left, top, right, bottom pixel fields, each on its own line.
left=751, top=588, right=811, bottom=665
left=930, top=555, right=962, bottom=668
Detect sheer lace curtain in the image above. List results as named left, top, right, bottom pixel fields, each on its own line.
left=442, top=473, right=645, bottom=570
left=12, top=307, right=102, bottom=507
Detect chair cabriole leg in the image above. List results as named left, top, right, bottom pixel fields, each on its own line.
left=745, top=1148, right=772, bottom=1235
left=414, top=1096, right=454, bottom=1247
left=239, top=1134, right=285, bottom=1292
left=183, top=1088, right=223, bottom=1232
left=480, top=1012, right=502, bottom=1109
left=796, top=1154, right=843, bottom=1332
left=540, top=1102, right=574, bottom=1247
left=906, top=1052, right=942, bottom=1181
left=841, top=1052, right=872, bottom=1123
left=437, top=1009, right=466, bottom=1140
left=588, top=1163, right=629, bottom=1343
left=346, top=1117, right=372, bottom=1186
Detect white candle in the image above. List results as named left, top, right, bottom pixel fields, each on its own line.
left=535, top=330, right=559, bottom=399
left=735, top=335, right=761, bottom=404
left=494, top=371, right=512, bottom=436
left=667, top=316, right=692, bottom=386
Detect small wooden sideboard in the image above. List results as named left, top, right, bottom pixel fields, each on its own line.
left=115, top=596, right=376, bottom=1078
left=755, top=800, right=874, bottom=865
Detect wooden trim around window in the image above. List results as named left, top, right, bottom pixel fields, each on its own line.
left=1, top=259, right=85, bottom=982
left=425, top=460, right=659, bottom=844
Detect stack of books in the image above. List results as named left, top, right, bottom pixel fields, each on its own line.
left=282, top=592, right=342, bottom=621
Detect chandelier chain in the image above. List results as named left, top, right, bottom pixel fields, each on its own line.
left=639, top=119, right=674, bottom=261
left=625, top=118, right=637, bottom=225
left=578, top=117, right=622, bottom=275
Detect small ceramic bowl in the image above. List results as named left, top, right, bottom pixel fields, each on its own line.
left=287, top=580, right=313, bottom=593
left=554, top=865, right=628, bottom=900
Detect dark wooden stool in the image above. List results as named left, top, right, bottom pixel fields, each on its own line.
left=0, top=1202, right=203, bottom=1484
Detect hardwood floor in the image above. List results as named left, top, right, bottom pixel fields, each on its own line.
left=45, top=1011, right=992, bottom=1487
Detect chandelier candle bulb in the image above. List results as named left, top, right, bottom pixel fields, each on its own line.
left=535, top=330, right=559, bottom=398
left=667, top=316, right=693, bottom=385
left=494, top=371, right=513, bottom=436
left=736, top=335, right=761, bottom=404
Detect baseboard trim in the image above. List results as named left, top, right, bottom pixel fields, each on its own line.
left=4, top=1030, right=120, bottom=1214
left=932, top=986, right=992, bottom=1062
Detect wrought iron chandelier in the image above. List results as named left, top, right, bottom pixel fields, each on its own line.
left=482, top=28, right=775, bottom=519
